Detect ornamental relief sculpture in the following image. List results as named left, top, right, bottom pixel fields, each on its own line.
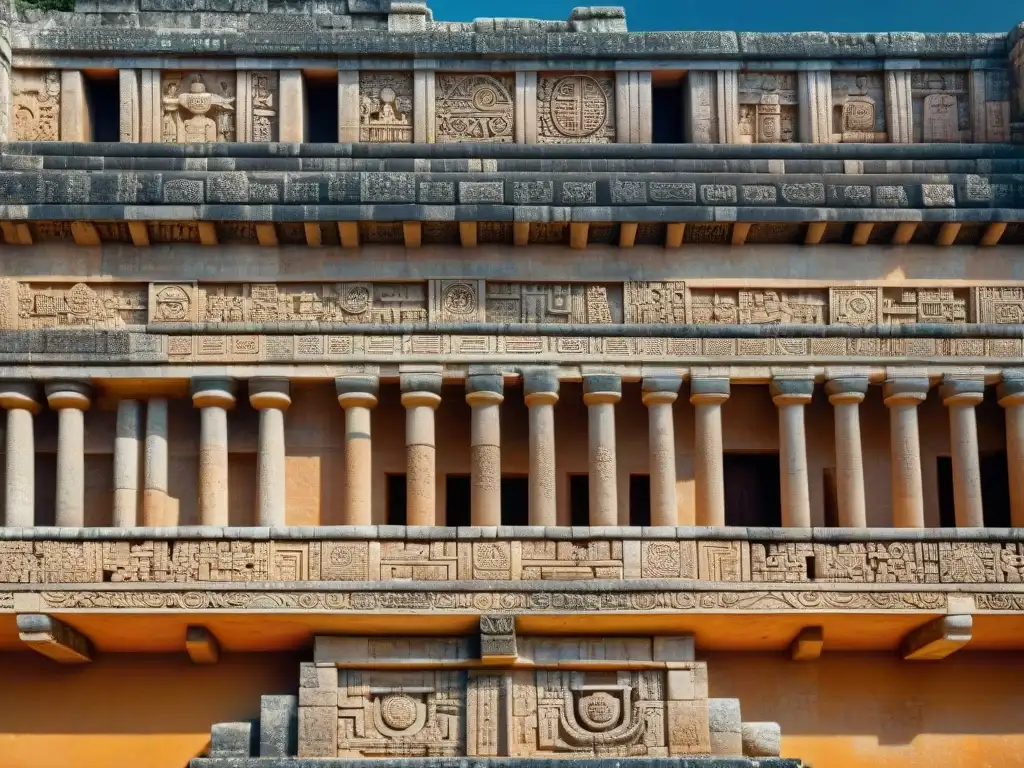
left=911, top=71, right=970, bottom=143
left=10, top=69, right=60, bottom=141
left=537, top=74, right=616, bottom=143
left=160, top=72, right=237, bottom=143
left=831, top=73, right=887, bottom=143
left=436, top=73, right=514, bottom=143
left=738, top=73, right=797, bottom=144
left=360, top=72, right=413, bottom=142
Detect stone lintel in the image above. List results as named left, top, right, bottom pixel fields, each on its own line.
left=900, top=614, right=973, bottom=661
left=789, top=626, right=824, bottom=661
left=186, top=625, right=221, bottom=665
left=16, top=614, right=93, bottom=664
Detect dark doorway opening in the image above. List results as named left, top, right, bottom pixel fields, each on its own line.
left=501, top=476, right=529, bottom=526
left=629, top=474, right=651, bottom=526
left=386, top=474, right=407, bottom=525
left=938, top=452, right=1011, bottom=527
left=446, top=475, right=471, bottom=527
left=652, top=84, right=684, bottom=143
left=84, top=74, right=120, bottom=142
left=305, top=75, right=339, bottom=143
left=569, top=474, right=589, bottom=526
left=724, top=453, right=782, bottom=527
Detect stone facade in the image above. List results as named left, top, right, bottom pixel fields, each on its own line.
left=2, top=2, right=1024, bottom=767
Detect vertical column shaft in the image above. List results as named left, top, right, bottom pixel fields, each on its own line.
left=826, top=377, right=869, bottom=528
left=250, top=379, right=291, bottom=528
left=336, top=375, right=379, bottom=526
left=45, top=383, right=92, bottom=528
left=191, top=379, right=236, bottom=527
left=583, top=374, right=622, bottom=527
left=885, top=70, right=913, bottom=143
left=883, top=379, right=929, bottom=527
left=143, top=398, right=169, bottom=526
left=0, top=384, right=40, bottom=528
left=690, top=377, right=730, bottom=527
left=941, top=379, right=986, bottom=528
left=523, top=369, right=559, bottom=527
left=770, top=378, right=814, bottom=528
left=999, top=375, right=1024, bottom=527
left=642, top=374, right=682, bottom=527
left=466, top=369, right=504, bottom=527
left=401, top=372, right=442, bottom=526
left=798, top=70, right=833, bottom=143
left=113, top=399, right=142, bottom=528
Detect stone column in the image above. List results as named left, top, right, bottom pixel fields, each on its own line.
left=940, top=378, right=986, bottom=528
left=770, top=378, right=814, bottom=528
left=825, top=377, right=868, bottom=528
left=523, top=368, right=559, bottom=527
left=583, top=374, right=622, bottom=527
left=249, top=379, right=291, bottom=528
left=798, top=71, right=832, bottom=143
left=466, top=368, right=504, bottom=527
left=998, top=374, right=1024, bottom=528
left=883, top=378, right=929, bottom=528
left=45, top=383, right=92, bottom=528
left=143, top=398, right=169, bottom=527
left=191, top=379, right=236, bottom=527
left=401, top=371, right=442, bottom=526
left=690, top=376, right=730, bottom=527
left=885, top=70, right=913, bottom=144
left=278, top=70, right=305, bottom=143
left=112, top=399, right=142, bottom=528
left=0, top=383, right=40, bottom=528
left=336, top=375, right=379, bottom=526
left=60, top=71, right=87, bottom=141
left=642, top=374, right=682, bottom=527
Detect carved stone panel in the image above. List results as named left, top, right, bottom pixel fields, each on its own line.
left=246, top=71, right=279, bottom=142
left=537, top=74, right=616, bottom=144
left=738, top=74, right=797, bottom=144
left=911, top=72, right=969, bottom=143
left=10, top=69, right=60, bottom=141
left=160, top=72, right=238, bottom=143
left=974, top=287, right=1024, bottom=324
left=880, top=288, right=967, bottom=324
left=485, top=283, right=621, bottom=324
left=687, top=289, right=826, bottom=325
left=10, top=282, right=146, bottom=330
left=625, top=281, right=686, bottom=324
left=831, top=73, right=886, bottom=143
left=436, top=74, right=514, bottom=143
left=360, top=72, right=413, bottom=143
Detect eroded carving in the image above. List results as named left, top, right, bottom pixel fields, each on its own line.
left=831, top=73, right=886, bottom=143
left=10, top=282, right=146, bottom=330
left=738, top=74, right=796, bottom=144
left=485, top=283, right=621, bottom=324
left=911, top=72, right=969, bottom=143
left=161, top=72, right=237, bottom=143
left=11, top=69, right=60, bottom=141
left=436, top=74, right=514, bottom=143
left=688, top=289, right=826, bottom=325
left=361, top=73, right=413, bottom=143
left=537, top=74, right=616, bottom=143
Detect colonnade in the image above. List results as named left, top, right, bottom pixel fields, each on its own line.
left=0, top=369, right=1020, bottom=529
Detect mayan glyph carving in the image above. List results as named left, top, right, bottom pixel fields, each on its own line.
left=360, top=73, right=413, bottom=142
left=436, top=74, right=514, bottom=142
left=625, top=281, right=686, bottom=323
left=485, top=283, right=621, bottom=324
left=10, top=69, right=60, bottom=141
left=0, top=281, right=147, bottom=330
left=688, top=289, right=826, bottom=325
left=247, top=71, right=279, bottom=142
left=881, top=288, right=967, bottom=324
left=831, top=73, right=887, bottom=142
left=160, top=72, right=237, bottom=143
left=974, top=286, right=1024, bottom=324
left=738, top=74, right=797, bottom=143
left=911, top=72, right=969, bottom=143
left=537, top=74, right=616, bottom=143
left=983, top=69, right=1011, bottom=142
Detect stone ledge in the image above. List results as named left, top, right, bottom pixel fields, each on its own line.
left=191, top=756, right=802, bottom=767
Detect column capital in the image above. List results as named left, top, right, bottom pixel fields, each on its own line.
left=0, top=381, right=41, bottom=413
left=883, top=377, right=929, bottom=407
left=641, top=373, right=682, bottom=406
left=770, top=378, right=814, bottom=406
left=336, top=375, right=379, bottom=409
left=940, top=378, right=985, bottom=407
left=44, top=381, right=92, bottom=411
left=523, top=367, right=560, bottom=407
left=401, top=391, right=442, bottom=409
left=825, top=376, right=869, bottom=405
left=249, top=377, right=292, bottom=411
left=400, top=371, right=442, bottom=396
left=690, top=377, right=730, bottom=406
left=583, top=373, right=622, bottom=406
left=467, top=367, right=504, bottom=404
left=998, top=371, right=1024, bottom=407
left=190, top=377, right=237, bottom=409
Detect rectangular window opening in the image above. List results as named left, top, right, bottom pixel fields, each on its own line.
left=305, top=73, right=339, bottom=143
left=500, top=476, right=529, bottom=527
left=569, top=474, right=589, bottom=527
left=724, top=453, right=782, bottom=527
left=386, top=473, right=407, bottom=526
left=84, top=72, right=120, bottom=142
left=629, top=474, right=651, bottom=527
left=445, top=475, right=471, bottom=528
left=822, top=467, right=839, bottom=527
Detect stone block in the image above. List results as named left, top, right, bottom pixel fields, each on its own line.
left=667, top=699, right=712, bottom=755
left=259, top=695, right=298, bottom=758
left=209, top=722, right=256, bottom=758
left=653, top=635, right=695, bottom=662
left=742, top=722, right=782, bottom=757
left=708, top=698, right=742, bottom=734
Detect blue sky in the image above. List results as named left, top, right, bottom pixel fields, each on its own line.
left=428, top=0, right=1020, bottom=33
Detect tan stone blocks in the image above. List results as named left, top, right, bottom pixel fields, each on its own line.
left=667, top=700, right=712, bottom=755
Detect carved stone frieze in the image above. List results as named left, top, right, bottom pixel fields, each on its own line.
left=831, top=73, right=886, bottom=143
left=436, top=74, right=514, bottom=143
left=738, top=73, right=797, bottom=144
left=360, top=72, right=413, bottom=143
left=10, top=69, right=60, bottom=141
left=911, top=71, right=970, bottom=143
left=485, top=283, right=621, bottom=324
left=160, top=72, right=238, bottom=143
left=0, top=280, right=147, bottom=330
left=688, top=289, right=826, bottom=325
left=537, top=74, right=616, bottom=144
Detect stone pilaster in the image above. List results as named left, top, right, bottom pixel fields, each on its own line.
left=0, top=383, right=40, bottom=528
left=143, top=398, right=169, bottom=527
left=940, top=378, right=986, bottom=528
left=338, top=70, right=360, bottom=142
left=113, top=399, right=142, bottom=528
left=883, top=378, right=929, bottom=528
left=825, top=377, right=868, bottom=528
left=583, top=374, right=621, bottom=526
left=60, top=71, right=87, bottom=142
left=191, top=379, right=237, bottom=527
left=278, top=70, right=304, bottom=143
left=615, top=71, right=653, bottom=143
left=717, top=70, right=739, bottom=144
left=798, top=71, right=832, bottom=143
left=413, top=70, right=436, bottom=143
left=45, top=383, right=92, bottom=528
left=515, top=71, right=538, bottom=144
left=250, top=379, right=291, bottom=528
left=998, top=372, right=1024, bottom=527
left=642, top=374, right=682, bottom=527
left=401, top=371, right=442, bottom=526
left=523, top=368, right=559, bottom=527
left=885, top=70, right=913, bottom=144
left=690, top=375, right=730, bottom=527
left=466, top=368, right=504, bottom=527
left=119, top=69, right=140, bottom=143
left=684, top=71, right=718, bottom=144
left=770, top=378, right=814, bottom=528
left=336, top=375, right=379, bottom=527
left=0, top=0, right=12, bottom=143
